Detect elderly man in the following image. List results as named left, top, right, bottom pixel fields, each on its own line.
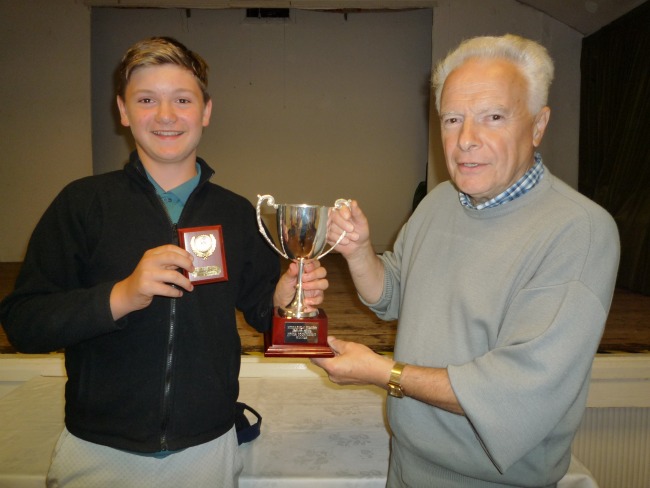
left=313, top=34, right=619, bottom=487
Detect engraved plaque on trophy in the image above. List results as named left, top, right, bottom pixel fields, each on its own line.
left=256, top=195, right=351, bottom=358
left=177, top=225, right=228, bottom=285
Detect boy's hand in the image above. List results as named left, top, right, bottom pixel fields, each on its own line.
left=110, top=244, right=195, bottom=320
left=273, top=259, right=328, bottom=312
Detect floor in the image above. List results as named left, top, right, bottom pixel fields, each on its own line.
left=1, top=256, right=649, bottom=354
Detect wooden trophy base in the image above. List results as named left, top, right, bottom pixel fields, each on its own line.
left=264, top=308, right=335, bottom=358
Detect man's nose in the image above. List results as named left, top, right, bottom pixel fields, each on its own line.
left=458, top=120, right=480, bottom=151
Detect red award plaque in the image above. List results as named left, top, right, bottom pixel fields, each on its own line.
left=177, top=226, right=228, bottom=285
left=264, top=308, right=334, bottom=358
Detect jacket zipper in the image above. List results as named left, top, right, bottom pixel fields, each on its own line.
left=159, top=267, right=177, bottom=451
left=132, top=164, right=177, bottom=451
left=153, top=175, right=208, bottom=452
left=159, top=215, right=179, bottom=452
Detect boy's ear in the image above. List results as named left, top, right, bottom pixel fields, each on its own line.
left=116, top=96, right=130, bottom=127
left=202, top=99, right=213, bottom=127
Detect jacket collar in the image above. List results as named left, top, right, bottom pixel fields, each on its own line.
left=126, top=150, right=216, bottom=189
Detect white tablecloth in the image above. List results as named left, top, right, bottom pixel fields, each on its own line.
left=0, top=375, right=389, bottom=488
left=238, top=377, right=389, bottom=487
left=0, top=376, right=66, bottom=488
left=0, top=370, right=598, bottom=487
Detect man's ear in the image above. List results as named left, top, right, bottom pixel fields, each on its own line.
left=532, top=106, right=550, bottom=147
left=116, top=96, right=130, bottom=127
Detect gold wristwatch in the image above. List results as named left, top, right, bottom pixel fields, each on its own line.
left=387, top=362, right=406, bottom=398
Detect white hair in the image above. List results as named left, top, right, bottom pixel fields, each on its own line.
left=432, top=34, right=554, bottom=115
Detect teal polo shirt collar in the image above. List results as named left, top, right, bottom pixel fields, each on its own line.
left=146, top=163, right=201, bottom=224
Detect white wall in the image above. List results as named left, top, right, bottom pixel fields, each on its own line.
left=0, top=0, right=92, bottom=262
left=0, top=0, right=583, bottom=262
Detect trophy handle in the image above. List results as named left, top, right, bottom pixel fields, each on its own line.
left=256, top=194, right=289, bottom=259
left=317, top=198, right=352, bottom=259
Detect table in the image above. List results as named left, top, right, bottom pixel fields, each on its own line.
left=0, top=363, right=598, bottom=488
left=238, top=377, right=388, bottom=487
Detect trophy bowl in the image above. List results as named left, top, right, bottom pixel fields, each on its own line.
left=277, top=202, right=329, bottom=318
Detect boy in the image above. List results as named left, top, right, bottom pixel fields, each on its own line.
left=0, top=37, right=327, bottom=487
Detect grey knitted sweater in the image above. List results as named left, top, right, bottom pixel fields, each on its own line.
left=370, top=169, right=619, bottom=487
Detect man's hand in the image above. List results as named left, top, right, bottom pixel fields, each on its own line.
left=327, top=200, right=373, bottom=260
left=312, top=336, right=464, bottom=414
left=311, top=336, right=394, bottom=387
left=328, top=200, right=384, bottom=304
left=110, top=245, right=195, bottom=320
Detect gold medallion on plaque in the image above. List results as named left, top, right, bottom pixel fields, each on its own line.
left=190, top=234, right=216, bottom=260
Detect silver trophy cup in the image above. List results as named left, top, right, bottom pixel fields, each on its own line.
left=257, top=194, right=351, bottom=319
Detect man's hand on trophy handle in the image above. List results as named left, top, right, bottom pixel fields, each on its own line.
left=327, top=206, right=351, bottom=248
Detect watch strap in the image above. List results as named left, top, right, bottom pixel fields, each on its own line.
left=390, top=362, right=406, bottom=384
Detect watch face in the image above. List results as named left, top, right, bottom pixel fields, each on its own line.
left=387, top=383, right=404, bottom=398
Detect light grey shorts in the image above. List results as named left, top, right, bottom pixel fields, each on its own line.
left=46, top=426, right=243, bottom=488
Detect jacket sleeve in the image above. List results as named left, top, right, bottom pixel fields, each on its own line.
left=0, top=184, right=121, bottom=353
left=235, top=204, right=280, bottom=333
